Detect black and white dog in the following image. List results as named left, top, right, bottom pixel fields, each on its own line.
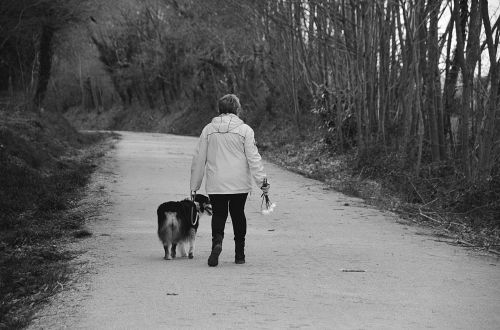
left=157, top=194, right=212, bottom=260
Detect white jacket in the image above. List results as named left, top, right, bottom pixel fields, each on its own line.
left=190, top=114, right=266, bottom=194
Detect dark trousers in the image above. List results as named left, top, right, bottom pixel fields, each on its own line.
left=209, top=193, right=248, bottom=249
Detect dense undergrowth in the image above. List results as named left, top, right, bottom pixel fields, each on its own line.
left=0, top=107, right=111, bottom=329
left=258, top=121, right=500, bottom=253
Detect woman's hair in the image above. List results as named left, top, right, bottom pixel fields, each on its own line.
left=218, top=94, right=241, bottom=115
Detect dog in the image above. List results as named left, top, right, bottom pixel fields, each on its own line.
left=157, top=194, right=212, bottom=260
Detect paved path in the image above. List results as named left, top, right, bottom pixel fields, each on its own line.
left=30, top=132, right=500, bottom=329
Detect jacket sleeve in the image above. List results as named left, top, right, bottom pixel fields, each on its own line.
left=190, top=127, right=208, bottom=191
left=244, top=126, right=266, bottom=187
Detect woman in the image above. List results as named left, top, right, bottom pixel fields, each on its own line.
left=190, top=94, right=269, bottom=267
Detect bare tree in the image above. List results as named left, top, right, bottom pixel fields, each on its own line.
left=0, top=0, right=91, bottom=110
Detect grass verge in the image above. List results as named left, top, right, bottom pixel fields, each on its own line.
left=0, top=108, right=116, bottom=329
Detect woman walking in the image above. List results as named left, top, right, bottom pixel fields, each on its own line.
left=190, top=94, right=269, bottom=266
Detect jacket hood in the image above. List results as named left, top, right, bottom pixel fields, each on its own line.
left=210, top=114, right=244, bottom=133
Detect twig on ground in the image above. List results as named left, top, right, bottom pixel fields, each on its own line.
left=422, top=198, right=438, bottom=207
left=418, top=208, right=441, bottom=224
left=448, top=222, right=467, bottom=229
left=408, top=176, right=425, bottom=203
left=357, top=166, right=366, bottom=180
left=487, top=248, right=500, bottom=256
left=456, top=240, right=480, bottom=247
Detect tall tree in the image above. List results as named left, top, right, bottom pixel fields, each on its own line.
left=0, top=0, right=90, bottom=110
left=476, top=0, right=500, bottom=181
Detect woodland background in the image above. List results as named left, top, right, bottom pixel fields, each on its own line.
left=2, top=0, right=500, bottom=257
left=1, top=0, right=500, bottom=326
left=2, top=0, right=500, bottom=237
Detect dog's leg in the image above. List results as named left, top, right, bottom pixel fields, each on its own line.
left=171, top=243, right=177, bottom=259
left=188, top=228, right=196, bottom=259
left=163, top=212, right=178, bottom=260
left=164, top=243, right=172, bottom=260
left=179, top=242, right=187, bottom=258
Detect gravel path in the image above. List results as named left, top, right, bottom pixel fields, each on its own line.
left=29, top=131, right=500, bottom=329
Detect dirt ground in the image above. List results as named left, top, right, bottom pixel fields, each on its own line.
left=29, top=131, right=500, bottom=329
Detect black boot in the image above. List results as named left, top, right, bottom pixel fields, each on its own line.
left=235, top=240, right=245, bottom=264
left=208, top=234, right=223, bottom=267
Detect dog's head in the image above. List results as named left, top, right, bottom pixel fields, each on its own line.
left=193, top=194, right=212, bottom=216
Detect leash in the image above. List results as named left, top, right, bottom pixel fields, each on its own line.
left=190, top=191, right=198, bottom=226
left=191, top=212, right=199, bottom=226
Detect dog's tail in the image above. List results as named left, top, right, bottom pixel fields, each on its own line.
left=170, top=217, right=176, bottom=233
left=168, top=212, right=179, bottom=240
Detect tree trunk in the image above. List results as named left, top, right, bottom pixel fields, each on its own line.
left=455, top=0, right=482, bottom=179
left=33, top=24, right=54, bottom=110
left=427, top=0, right=442, bottom=162
left=413, top=1, right=425, bottom=175
left=83, top=77, right=95, bottom=109
left=289, top=0, right=300, bottom=130
left=443, top=0, right=467, bottom=154
left=378, top=2, right=391, bottom=146
left=476, top=0, right=500, bottom=181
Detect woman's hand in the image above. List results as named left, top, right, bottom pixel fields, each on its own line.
left=260, top=179, right=270, bottom=195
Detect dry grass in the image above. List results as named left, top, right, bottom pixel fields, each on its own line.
left=0, top=108, right=113, bottom=329
left=259, top=128, right=500, bottom=255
